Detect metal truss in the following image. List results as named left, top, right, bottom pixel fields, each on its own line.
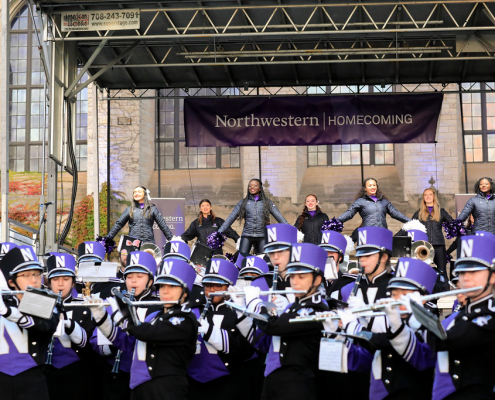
left=40, top=0, right=495, bottom=91
left=101, top=82, right=495, bottom=101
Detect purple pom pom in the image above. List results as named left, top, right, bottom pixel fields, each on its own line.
left=321, top=217, right=344, bottom=233
left=442, top=219, right=467, bottom=240
left=96, top=235, right=116, bottom=254
left=446, top=253, right=453, bottom=264
left=225, top=253, right=235, bottom=263
left=207, top=231, right=226, bottom=249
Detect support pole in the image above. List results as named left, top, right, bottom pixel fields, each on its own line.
left=92, top=84, right=100, bottom=237
left=360, top=144, right=364, bottom=184
left=0, top=0, right=9, bottom=242
left=107, top=95, right=111, bottom=233
left=459, top=90, right=469, bottom=193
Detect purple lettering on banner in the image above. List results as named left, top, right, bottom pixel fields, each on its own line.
left=184, top=94, right=443, bottom=147
left=151, top=198, right=186, bottom=249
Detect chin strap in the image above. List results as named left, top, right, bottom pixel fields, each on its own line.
left=303, top=273, right=319, bottom=299
left=367, top=252, right=384, bottom=279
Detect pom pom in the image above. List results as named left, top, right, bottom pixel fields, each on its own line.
left=344, top=235, right=355, bottom=256
left=225, top=253, right=235, bottom=263
left=321, top=217, right=344, bottom=233
left=96, top=236, right=116, bottom=254
left=446, top=253, right=453, bottom=264
left=206, top=231, right=226, bottom=249
left=402, top=219, right=426, bottom=233
left=442, top=219, right=467, bottom=240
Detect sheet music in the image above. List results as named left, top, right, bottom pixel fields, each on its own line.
left=319, top=338, right=348, bottom=373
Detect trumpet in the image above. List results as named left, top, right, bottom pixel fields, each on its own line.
left=69, top=300, right=178, bottom=307
left=290, top=309, right=411, bottom=323
left=349, top=286, right=483, bottom=315
left=411, top=240, right=435, bottom=264
left=206, top=289, right=306, bottom=298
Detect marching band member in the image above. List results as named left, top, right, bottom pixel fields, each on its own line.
left=123, top=258, right=198, bottom=399
left=242, top=243, right=330, bottom=400
left=294, top=194, right=329, bottom=245
left=77, top=241, right=125, bottom=299
left=337, top=178, right=410, bottom=231
left=181, top=199, right=240, bottom=254
left=238, top=255, right=271, bottom=281
left=44, top=253, right=96, bottom=400
left=89, top=251, right=159, bottom=400
left=457, top=177, right=495, bottom=235
left=0, top=246, right=58, bottom=400
left=430, top=235, right=495, bottom=399
left=336, top=258, right=438, bottom=400
left=107, top=185, right=173, bottom=244
left=188, top=258, right=255, bottom=400
left=0, top=241, right=18, bottom=261
left=218, top=179, right=288, bottom=254
left=117, top=236, right=142, bottom=279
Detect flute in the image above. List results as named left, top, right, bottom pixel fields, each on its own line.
left=349, top=286, right=483, bottom=314
left=69, top=300, right=179, bottom=307
left=290, top=310, right=411, bottom=323
left=207, top=289, right=306, bottom=298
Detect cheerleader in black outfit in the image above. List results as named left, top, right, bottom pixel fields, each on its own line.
left=294, top=194, right=329, bottom=245
left=411, top=188, right=453, bottom=275
left=181, top=199, right=239, bottom=254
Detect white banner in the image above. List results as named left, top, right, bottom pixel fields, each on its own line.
left=61, top=10, right=140, bottom=32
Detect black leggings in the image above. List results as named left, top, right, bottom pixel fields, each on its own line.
left=239, top=236, right=267, bottom=254
left=433, top=245, right=447, bottom=275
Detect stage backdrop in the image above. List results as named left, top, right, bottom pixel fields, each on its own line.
left=151, top=198, right=185, bottom=250
left=184, top=93, right=443, bottom=147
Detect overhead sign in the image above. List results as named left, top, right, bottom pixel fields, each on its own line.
left=61, top=10, right=140, bottom=32
left=184, top=93, right=443, bottom=147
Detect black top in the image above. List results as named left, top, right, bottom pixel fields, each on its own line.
left=294, top=209, right=330, bottom=245
left=411, top=208, right=453, bottom=246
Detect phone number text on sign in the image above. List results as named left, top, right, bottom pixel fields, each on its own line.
left=61, top=10, right=140, bottom=32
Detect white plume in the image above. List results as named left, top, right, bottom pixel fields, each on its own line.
left=171, top=236, right=185, bottom=242
left=401, top=219, right=426, bottom=233
left=344, top=235, right=355, bottom=256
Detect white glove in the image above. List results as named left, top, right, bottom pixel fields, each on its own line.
left=402, top=292, right=423, bottom=331
left=297, top=231, right=305, bottom=243
left=236, top=238, right=241, bottom=251
left=228, top=286, right=246, bottom=308
left=107, top=297, right=123, bottom=325
left=347, top=296, right=366, bottom=310
left=321, top=312, right=339, bottom=333
left=85, top=295, right=107, bottom=322
left=337, top=309, right=358, bottom=330
left=198, top=319, right=209, bottom=334
left=243, top=286, right=261, bottom=305
left=384, top=302, right=402, bottom=333
left=0, top=295, right=7, bottom=316
left=272, top=295, right=290, bottom=313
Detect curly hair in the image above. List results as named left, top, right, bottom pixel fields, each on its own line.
left=237, top=179, right=271, bottom=225
left=355, top=177, right=387, bottom=200
left=129, top=186, right=152, bottom=219
left=474, top=177, right=494, bottom=195
left=297, top=194, right=321, bottom=230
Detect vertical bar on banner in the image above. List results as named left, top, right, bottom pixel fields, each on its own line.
left=458, top=91, right=468, bottom=193
left=360, top=144, right=364, bottom=184
left=107, top=96, right=111, bottom=233
left=92, top=84, right=100, bottom=237
left=156, top=95, right=161, bottom=197
left=0, top=0, right=10, bottom=242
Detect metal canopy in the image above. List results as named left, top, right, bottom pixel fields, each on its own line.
left=38, top=0, right=495, bottom=90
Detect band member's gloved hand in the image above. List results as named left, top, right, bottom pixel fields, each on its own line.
left=272, top=295, right=289, bottom=313
left=0, top=295, right=8, bottom=316
left=347, top=296, right=366, bottom=310
left=337, top=309, right=361, bottom=334
left=383, top=301, right=403, bottom=333
left=236, top=238, right=241, bottom=251
left=401, top=292, right=423, bottom=331
left=107, top=297, right=124, bottom=327
left=244, top=286, right=261, bottom=304
left=228, top=286, right=246, bottom=308
left=198, top=319, right=209, bottom=335
left=297, top=231, right=305, bottom=243
left=321, top=313, right=339, bottom=333
left=86, top=296, right=107, bottom=323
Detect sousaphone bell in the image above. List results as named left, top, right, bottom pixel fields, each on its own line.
left=140, top=243, right=162, bottom=265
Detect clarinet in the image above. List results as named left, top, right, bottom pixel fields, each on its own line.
left=112, top=288, right=135, bottom=374
left=269, top=265, right=279, bottom=302
left=46, top=290, right=63, bottom=366
left=350, top=266, right=365, bottom=298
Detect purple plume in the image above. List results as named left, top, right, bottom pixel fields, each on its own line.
left=442, top=219, right=467, bottom=240
left=206, top=231, right=226, bottom=249
left=96, top=235, right=117, bottom=254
